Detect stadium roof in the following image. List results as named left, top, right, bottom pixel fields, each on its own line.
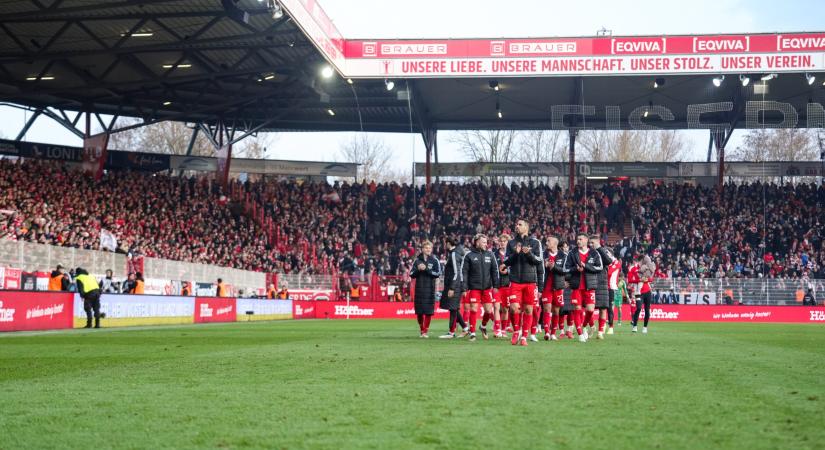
left=0, top=0, right=824, bottom=139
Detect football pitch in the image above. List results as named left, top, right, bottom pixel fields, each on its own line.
left=1, top=320, right=823, bottom=449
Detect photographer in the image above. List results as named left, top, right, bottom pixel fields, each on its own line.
left=75, top=267, right=102, bottom=329
left=99, top=269, right=118, bottom=294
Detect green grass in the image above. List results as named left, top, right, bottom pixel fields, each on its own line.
left=1, top=320, right=824, bottom=450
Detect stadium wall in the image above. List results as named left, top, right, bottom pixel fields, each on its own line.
left=0, top=240, right=267, bottom=295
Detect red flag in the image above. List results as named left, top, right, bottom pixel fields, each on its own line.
left=215, top=144, right=232, bottom=187
left=83, top=133, right=109, bottom=180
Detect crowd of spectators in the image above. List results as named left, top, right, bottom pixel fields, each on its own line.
left=1, top=158, right=822, bottom=281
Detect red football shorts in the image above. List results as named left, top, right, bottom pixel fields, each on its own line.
left=493, top=286, right=505, bottom=303
left=572, top=289, right=595, bottom=307
left=509, top=282, right=537, bottom=307
left=467, top=289, right=494, bottom=305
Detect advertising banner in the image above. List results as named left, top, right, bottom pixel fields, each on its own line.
left=195, top=282, right=216, bottom=297
left=292, top=300, right=317, bottom=319
left=236, top=299, right=292, bottom=321
left=73, top=294, right=195, bottom=328
left=289, top=289, right=334, bottom=301
left=0, top=291, right=74, bottom=332
left=0, top=139, right=169, bottom=171
left=343, top=34, right=825, bottom=78
left=311, top=301, right=451, bottom=320
left=20, top=272, right=37, bottom=291
left=169, top=156, right=358, bottom=176
left=3, top=268, right=21, bottom=290
left=194, top=297, right=237, bottom=323
left=622, top=304, right=825, bottom=323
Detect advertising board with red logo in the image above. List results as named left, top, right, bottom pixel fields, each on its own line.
left=292, top=300, right=317, bottom=320
left=0, top=291, right=75, bottom=332
left=622, top=304, right=825, bottom=323
left=194, top=297, right=237, bottom=323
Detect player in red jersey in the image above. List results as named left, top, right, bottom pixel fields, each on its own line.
left=564, top=233, right=604, bottom=342
left=504, top=219, right=544, bottom=346
left=629, top=253, right=655, bottom=333
left=541, top=236, right=568, bottom=341
left=462, top=234, right=499, bottom=341
left=493, top=233, right=511, bottom=338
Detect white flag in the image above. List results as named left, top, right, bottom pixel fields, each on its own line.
left=100, top=229, right=117, bottom=252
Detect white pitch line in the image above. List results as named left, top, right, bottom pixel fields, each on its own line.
left=0, top=319, right=309, bottom=338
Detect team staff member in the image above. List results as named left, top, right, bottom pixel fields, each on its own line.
left=461, top=234, right=499, bottom=341
left=266, top=283, right=277, bottom=299
left=410, top=240, right=441, bottom=338
left=589, top=235, right=616, bottom=340
left=75, top=268, right=102, bottom=329
left=439, top=237, right=469, bottom=339
left=181, top=282, right=192, bottom=297
left=564, top=233, right=604, bottom=343
left=504, top=219, right=544, bottom=346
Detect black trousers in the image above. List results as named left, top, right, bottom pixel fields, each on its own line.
left=82, top=290, right=101, bottom=327
left=631, top=291, right=652, bottom=327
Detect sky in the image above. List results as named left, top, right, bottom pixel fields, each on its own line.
left=1, top=0, right=823, bottom=172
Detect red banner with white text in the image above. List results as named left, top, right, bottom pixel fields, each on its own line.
left=194, top=297, right=237, bottom=323
left=0, top=291, right=75, bottom=332
left=343, top=34, right=825, bottom=78
left=295, top=301, right=451, bottom=320
left=622, top=304, right=825, bottom=323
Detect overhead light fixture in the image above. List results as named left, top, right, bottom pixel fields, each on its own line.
left=496, top=100, right=502, bottom=119
left=121, top=31, right=153, bottom=37
left=653, top=77, right=665, bottom=88
left=320, top=65, right=334, bottom=79
left=712, top=75, right=725, bottom=87
left=163, top=101, right=172, bottom=106
left=26, top=76, right=54, bottom=81
left=264, top=73, right=276, bottom=80
left=268, top=0, right=284, bottom=19
left=489, top=80, right=500, bottom=91
left=162, top=64, right=191, bottom=69
left=805, top=73, right=816, bottom=85
left=760, top=73, right=777, bottom=81
left=347, top=78, right=353, bottom=85
left=384, top=79, right=395, bottom=91
left=327, top=109, right=335, bottom=116
left=644, top=101, right=652, bottom=118
left=739, top=74, right=750, bottom=86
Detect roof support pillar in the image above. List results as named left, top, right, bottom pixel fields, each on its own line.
left=15, top=108, right=42, bottom=141
left=568, top=129, right=577, bottom=192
